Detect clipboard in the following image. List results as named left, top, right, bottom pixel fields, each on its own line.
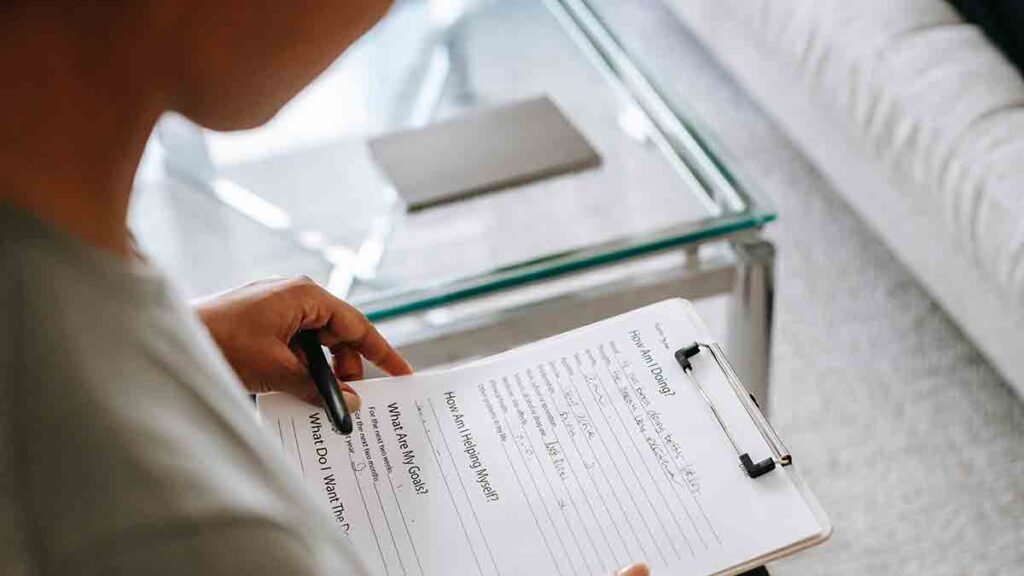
left=262, top=297, right=831, bottom=576
left=439, top=299, right=832, bottom=575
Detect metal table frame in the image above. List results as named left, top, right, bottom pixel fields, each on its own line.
left=373, top=233, right=774, bottom=407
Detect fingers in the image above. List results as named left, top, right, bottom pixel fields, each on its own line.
left=290, top=279, right=413, bottom=376
left=268, top=341, right=363, bottom=411
left=341, top=390, right=362, bottom=413
left=267, top=342, right=322, bottom=402
left=331, top=345, right=366, bottom=411
left=616, top=563, right=649, bottom=576
left=332, top=344, right=365, bottom=382
left=323, top=318, right=411, bottom=377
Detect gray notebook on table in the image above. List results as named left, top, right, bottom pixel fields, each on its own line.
left=368, top=96, right=601, bottom=211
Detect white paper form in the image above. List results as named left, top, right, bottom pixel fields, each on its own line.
left=258, top=299, right=825, bottom=576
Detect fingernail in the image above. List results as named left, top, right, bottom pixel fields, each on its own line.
left=342, top=390, right=361, bottom=413
left=616, top=563, right=650, bottom=576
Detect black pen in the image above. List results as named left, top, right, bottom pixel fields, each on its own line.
left=297, top=330, right=353, bottom=435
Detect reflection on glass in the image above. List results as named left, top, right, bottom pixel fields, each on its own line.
left=137, top=0, right=772, bottom=316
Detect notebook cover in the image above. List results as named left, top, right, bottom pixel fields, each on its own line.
left=368, top=96, right=601, bottom=211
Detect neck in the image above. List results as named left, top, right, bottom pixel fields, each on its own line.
left=0, top=11, right=163, bottom=258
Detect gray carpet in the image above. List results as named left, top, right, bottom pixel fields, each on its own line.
left=595, top=1, right=1024, bottom=573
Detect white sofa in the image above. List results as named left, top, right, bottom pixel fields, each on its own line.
left=663, top=0, right=1024, bottom=397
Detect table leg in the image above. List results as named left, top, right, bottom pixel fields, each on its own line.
left=726, top=239, right=775, bottom=412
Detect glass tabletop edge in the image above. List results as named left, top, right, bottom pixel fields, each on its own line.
left=554, top=0, right=772, bottom=220
left=360, top=210, right=774, bottom=322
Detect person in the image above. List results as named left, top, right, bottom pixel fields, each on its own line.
left=0, top=1, right=649, bottom=574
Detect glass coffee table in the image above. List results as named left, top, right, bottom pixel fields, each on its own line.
left=133, top=0, right=777, bottom=402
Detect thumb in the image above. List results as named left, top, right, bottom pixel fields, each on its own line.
left=616, top=563, right=650, bottom=576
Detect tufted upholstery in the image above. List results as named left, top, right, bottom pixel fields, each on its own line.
left=688, top=0, right=1024, bottom=302
left=664, top=0, right=1024, bottom=393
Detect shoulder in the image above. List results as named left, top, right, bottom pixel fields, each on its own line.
left=1, top=205, right=358, bottom=573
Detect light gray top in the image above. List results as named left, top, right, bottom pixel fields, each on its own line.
left=0, top=202, right=366, bottom=575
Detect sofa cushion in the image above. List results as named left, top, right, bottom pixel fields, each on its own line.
left=681, top=0, right=1024, bottom=304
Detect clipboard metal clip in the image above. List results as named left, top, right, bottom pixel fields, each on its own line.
left=675, top=342, right=792, bottom=479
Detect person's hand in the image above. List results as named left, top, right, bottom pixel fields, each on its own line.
left=616, top=563, right=649, bottom=576
left=194, top=276, right=412, bottom=411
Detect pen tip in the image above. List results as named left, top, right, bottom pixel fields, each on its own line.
left=338, top=414, right=353, bottom=435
